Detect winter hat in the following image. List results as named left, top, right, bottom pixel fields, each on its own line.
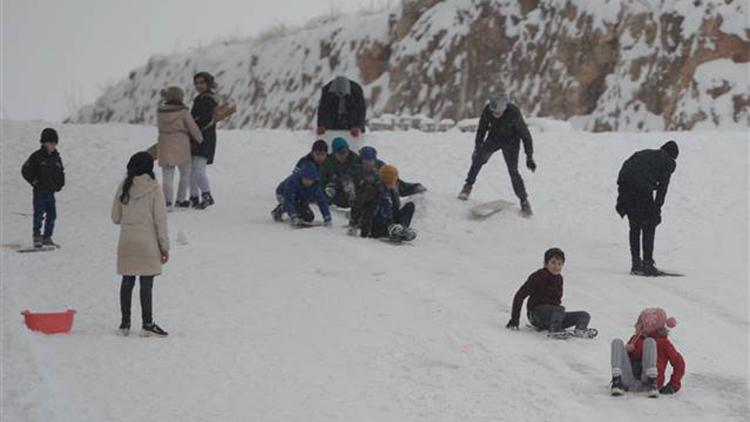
left=638, top=307, right=677, bottom=335
left=331, top=137, right=349, bottom=153
left=490, top=93, right=509, bottom=114
left=379, top=164, right=399, bottom=186
left=312, top=139, right=328, bottom=153
left=40, top=128, right=58, bottom=144
left=193, top=71, right=216, bottom=89
left=160, top=86, right=185, bottom=103
left=330, top=76, right=351, bottom=97
left=299, top=162, right=320, bottom=181
left=661, top=140, right=679, bottom=160
left=544, top=247, right=565, bottom=264
left=359, top=146, right=377, bottom=161
left=127, top=151, right=155, bottom=178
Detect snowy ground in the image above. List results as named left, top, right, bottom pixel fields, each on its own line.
left=1, top=120, right=748, bottom=421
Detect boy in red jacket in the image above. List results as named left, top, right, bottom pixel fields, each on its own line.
left=506, top=248, right=595, bottom=339
left=611, top=307, right=685, bottom=398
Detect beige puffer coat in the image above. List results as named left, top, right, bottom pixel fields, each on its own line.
left=112, top=175, right=170, bottom=276
left=157, top=104, right=203, bottom=167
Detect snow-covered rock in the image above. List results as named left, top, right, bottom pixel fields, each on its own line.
left=70, top=0, right=749, bottom=132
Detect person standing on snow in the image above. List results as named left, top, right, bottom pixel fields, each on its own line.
left=459, top=93, right=536, bottom=216
left=188, top=71, right=219, bottom=209
left=316, top=76, right=366, bottom=140
left=157, top=86, right=203, bottom=209
left=616, top=141, right=678, bottom=276
left=21, top=128, right=65, bottom=248
left=112, top=152, right=170, bottom=337
left=610, top=307, right=685, bottom=398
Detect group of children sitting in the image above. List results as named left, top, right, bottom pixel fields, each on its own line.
left=508, top=248, right=685, bottom=398
left=271, top=137, right=425, bottom=242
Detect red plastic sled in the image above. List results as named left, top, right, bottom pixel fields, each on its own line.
left=21, top=309, right=76, bottom=334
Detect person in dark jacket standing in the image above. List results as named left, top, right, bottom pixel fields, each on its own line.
left=187, top=71, right=219, bottom=209
left=616, top=141, right=679, bottom=276
left=459, top=94, right=536, bottom=216
left=506, top=248, right=594, bottom=338
left=316, top=76, right=366, bottom=138
left=348, top=164, right=416, bottom=242
left=21, top=128, right=65, bottom=248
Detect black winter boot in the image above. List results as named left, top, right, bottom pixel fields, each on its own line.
left=175, top=200, right=191, bottom=208
left=642, top=261, right=660, bottom=277
left=198, top=192, right=214, bottom=209
left=611, top=376, right=625, bottom=396
left=630, top=259, right=644, bottom=275
left=190, top=196, right=201, bottom=208
left=520, top=199, right=533, bottom=217
left=271, top=204, right=284, bottom=222
left=646, top=377, right=659, bottom=398
left=141, top=323, right=168, bottom=337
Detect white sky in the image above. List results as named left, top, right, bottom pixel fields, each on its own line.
left=1, top=0, right=394, bottom=121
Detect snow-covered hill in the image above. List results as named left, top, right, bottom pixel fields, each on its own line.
left=69, top=0, right=750, bottom=132
left=2, top=120, right=748, bottom=421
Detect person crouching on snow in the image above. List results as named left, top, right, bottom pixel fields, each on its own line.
left=348, top=164, right=417, bottom=243
left=157, top=86, right=203, bottom=209
left=112, top=152, right=170, bottom=337
left=506, top=248, right=595, bottom=338
left=610, top=307, right=685, bottom=398
left=273, top=162, right=332, bottom=227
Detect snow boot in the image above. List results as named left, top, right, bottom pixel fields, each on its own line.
left=190, top=196, right=201, bottom=208
left=198, top=192, right=214, bottom=209
left=572, top=328, right=598, bottom=339
left=140, top=323, right=168, bottom=337
left=401, top=227, right=417, bottom=242
left=175, top=200, right=191, bottom=208
left=458, top=183, right=472, bottom=200
left=33, top=235, right=43, bottom=248
left=642, top=261, right=661, bottom=277
left=42, top=237, right=59, bottom=248
left=630, top=259, right=644, bottom=275
left=271, top=204, right=284, bottom=222
left=611, top=376, right=625, bottom=396
left=119, top=321, right=130, bottom=336
left=387, top=224, right=405, bottom=242
left=520, top=199, right=533, bottom=217
left=646, top=377, right=659, bottom=398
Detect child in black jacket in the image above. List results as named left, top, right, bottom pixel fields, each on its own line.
left=21, top=128, right=65, bottom=248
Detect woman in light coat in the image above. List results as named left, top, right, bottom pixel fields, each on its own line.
left=112, top=151, right=170, bottom=337
left=157, top=86, right=203, bottom=208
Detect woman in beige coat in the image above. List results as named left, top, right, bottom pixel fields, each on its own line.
left=112, top=152, right=170, bottom=337
left=157, top=86, right=203, bottom=208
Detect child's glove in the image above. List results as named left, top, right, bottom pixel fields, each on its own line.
left=316, top=126, right=326, bottom=135
left=526, top=156, right=537, bottom=172
left=659, top=384, right=677, bottom=395
left=350, top=127, right=361, bottom=138
left=506, top=318, right=519, bottom=330
left=325, top=184, right=336, bottom=199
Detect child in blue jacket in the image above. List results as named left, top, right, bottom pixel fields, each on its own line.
left=272, top=162, right=332, bottom=226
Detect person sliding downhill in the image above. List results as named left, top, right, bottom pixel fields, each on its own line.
left=459, top=93, right=536, bottom=217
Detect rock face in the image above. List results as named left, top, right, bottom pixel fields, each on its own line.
left=70, top=0, right=749, bottom=132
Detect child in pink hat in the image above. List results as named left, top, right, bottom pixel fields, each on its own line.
left=610, top=308, right=685, bottom=398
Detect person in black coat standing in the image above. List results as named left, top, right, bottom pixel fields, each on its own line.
left=616, top=141, right=679, bottom=276
left=187, top=71, right=219, bottom=210
left=316, top=76, right=366, bottom=138
left=21, top=128, right=65, bottom=247
left=459, top=93, right=536, bottom=216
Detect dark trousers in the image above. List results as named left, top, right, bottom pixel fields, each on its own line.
left=32, top=192, right=57, bottom=237
left=372, top=202, right=415, bottom=238
left=465, top=142, right=527, bottom=201
left=397, top=180, right=421, bottom=197
left=528, top=305, right=590, bottom=332
left=628, top=216, right=657, bottom=265
left=120, top=276, right=154, bottom=326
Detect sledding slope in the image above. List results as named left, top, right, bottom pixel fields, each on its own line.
left=1, top=120, right=748, bottom=421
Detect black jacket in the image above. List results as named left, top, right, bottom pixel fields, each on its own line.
left=294, top=153, right=323, bottom=173
left=475, top=103, right=533, bottom=156
left=191, top=92, right=218, bottom=164
left=616, top=149, right=676, bottom=216
left=350, top=173, right=402, bottom=238
left=22, top=148, right=65, bottom=193
left=317, top=79, right=366, bottom=131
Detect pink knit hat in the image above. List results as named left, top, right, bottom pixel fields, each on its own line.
left=638, top=308, right=677, bottom=335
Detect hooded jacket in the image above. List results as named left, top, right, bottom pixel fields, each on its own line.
left=616, top=148, right=677, bottom=216
left=317, top=78, right=366, bottom=131
left=157, top=103, right=203, bottom=167
left=22, top=148, right=65, bottom=194
left=276, top=165, right=332, bottom=221
left=112, top=175, right=170, bottom=276
left=191, top=92, right=219, bottom=164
